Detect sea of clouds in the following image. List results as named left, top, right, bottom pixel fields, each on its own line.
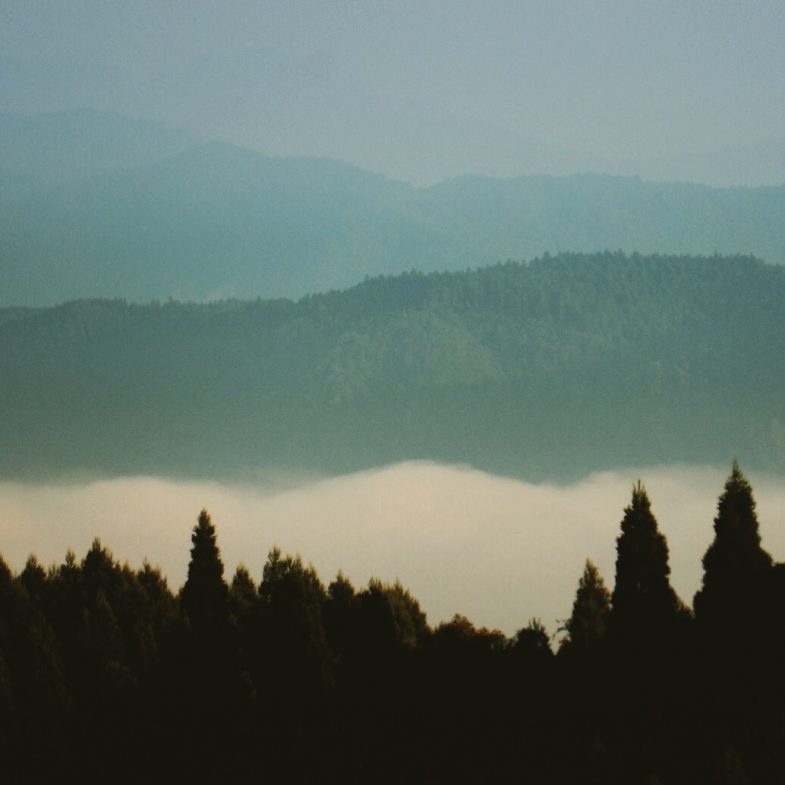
left=1, top=462, right=783, bottom=635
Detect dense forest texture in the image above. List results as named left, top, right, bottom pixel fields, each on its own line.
left=1, top=253, right=784, bottom=481
left=2, top=135, right=785, bottom=304
left=1, top=463, right=784, bottom=784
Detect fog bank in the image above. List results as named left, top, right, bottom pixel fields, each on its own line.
left=1, top=462, right=783, bottom=635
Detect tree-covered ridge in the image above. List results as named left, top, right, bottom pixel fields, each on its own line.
left=2, top=137, right=785, bottom=305
left=1, top=464, right=784, bottom=784
left=1, top=252, right=784, bottom=480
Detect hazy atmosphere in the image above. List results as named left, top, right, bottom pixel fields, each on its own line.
left=3, top=462, right=784, bottom=634
left=4, top=4, right=785, bottom=781
left=3, top=1, right=785, bottom=184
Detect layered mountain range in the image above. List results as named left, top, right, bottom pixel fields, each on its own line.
left=2, top=110, right=785, bottom=306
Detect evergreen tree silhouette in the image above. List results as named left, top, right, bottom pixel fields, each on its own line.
left=694, top=460, right=772, bottom=634
left=258, top=547, right=333, bottom=691
left=0, top=554, right=68, bottom=782
left=178, top=511, right=243, bottom=782
left=562, top=559, right=611, bottom=651
left=255, top=548, right=335, bottom=782
left=180, top=509, right=227, bottom=633
left=611, top=482, right=683, bottom=641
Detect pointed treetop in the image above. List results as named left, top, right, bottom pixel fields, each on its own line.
left=628, top=479, right=651, bottom=513
left=562, top=559, right=611, bottom=649
left=188, top=509, right=224, bottom=581
left=694, top=461, right=772, bottom=627
left=181, top=508, right=227, bottom=629
left=611, top=482, right=682, bottom=636
left=712, top=460, right=765, bottom=549
left=622, top=479, right=652, bottom=516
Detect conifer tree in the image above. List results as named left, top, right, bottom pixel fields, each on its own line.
left=0, top=554, right=68, bottom=779
left=180, top=509, right=227, bottom=632
left=694, top=461, right=772, bottom=633
left=258, top=548, right=333, bottom=686
left=562, top=559, right=611, bottom=651
left=360, top=578, right=429, bottom=653
left=610, top=482, right=682, bottom=640
left=176, top=511, right=241, bottom=784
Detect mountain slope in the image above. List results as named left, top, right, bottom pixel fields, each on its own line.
left=2, top=253, right=783, bottom=481
left=0, top=142, right=434, bottom=303
left=2, top=143, right=785, bottom=306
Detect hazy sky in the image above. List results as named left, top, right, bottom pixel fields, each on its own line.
left=3, top=1, right=785, bottom=181
left=2, top=462, right=784, bottom=635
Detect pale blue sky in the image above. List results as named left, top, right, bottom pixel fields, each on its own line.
left=3, top=1, right=784, bottom=180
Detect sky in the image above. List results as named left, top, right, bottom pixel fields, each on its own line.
left=2, top=462, right=784, bottom=635
left=2, top=1, right=785, bottom=182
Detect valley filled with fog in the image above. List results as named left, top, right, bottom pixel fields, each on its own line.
left=3, top=461, right=783, bottom=635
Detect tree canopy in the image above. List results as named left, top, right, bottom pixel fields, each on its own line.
left=1, top=253, right=784, bottom=483
left=694, top=461, right=773, bottom=636
left=180, top=509, right=227, bottom=633
left=1, top=463, right=784, bottom=783
left=611, top=482, right=683, bottom=642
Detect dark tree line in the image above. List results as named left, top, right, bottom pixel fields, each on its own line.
left=1, top=462, right=784, bottom=784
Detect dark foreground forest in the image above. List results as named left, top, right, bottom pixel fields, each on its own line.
left=1, top=463, right=784, bottom=784
left=2, top=252, right=785, bottom=481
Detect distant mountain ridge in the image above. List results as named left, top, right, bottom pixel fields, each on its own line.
left=0, top=108, right=197, bottom=189
left=1, top=253, right=783, bottom=481
left=615, top=136, right=785, bottom=188
left=2, top=129, right=785, bottom=305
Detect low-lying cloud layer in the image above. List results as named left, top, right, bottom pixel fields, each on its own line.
left=1, top=462, right=783, bottom=635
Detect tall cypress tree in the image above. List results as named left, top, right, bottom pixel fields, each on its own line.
left=176, top=511, right=242, bottom=783
left=610, top=482, right=682, bottom=641
left=694, top=461, right=772, bottom=634
left=180, top=509, right=227, bottom=633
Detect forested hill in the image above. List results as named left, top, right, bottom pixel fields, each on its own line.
left=2, top=139, right=785, bottom=305
left=2, top=252, right=784, bottom=481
